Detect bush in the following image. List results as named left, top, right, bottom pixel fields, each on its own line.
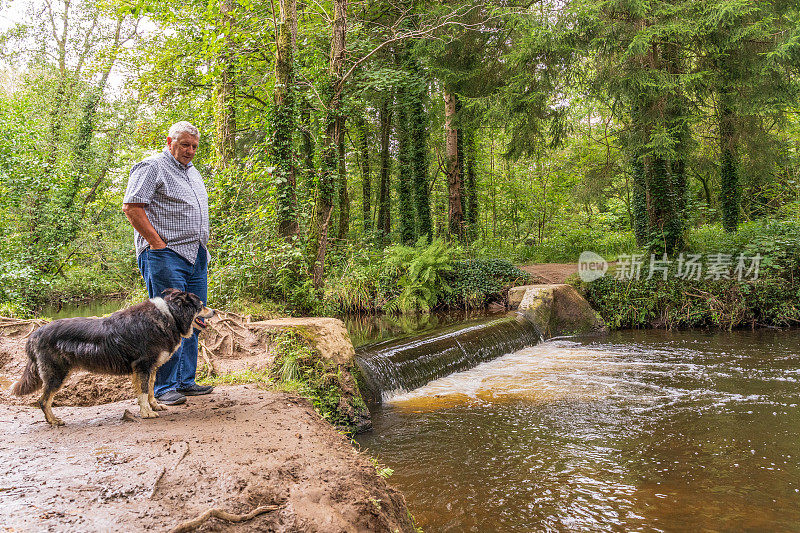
left=383, top=237, right=455, bottom=314
left=686, top=220, right=800, bottom=279
left=575, top=274, right=800, bottom=330
left=445, top=258, right=530, bottom=308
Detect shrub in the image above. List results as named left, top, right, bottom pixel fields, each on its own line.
left=384, top=237, right=455, bottom=314
left=445, top=258, right=530, bottom=308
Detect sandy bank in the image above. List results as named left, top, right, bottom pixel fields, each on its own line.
left=0, top=385, right=414, bottom=532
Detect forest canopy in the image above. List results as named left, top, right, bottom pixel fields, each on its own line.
left=0, top=0, right=799, bottom=317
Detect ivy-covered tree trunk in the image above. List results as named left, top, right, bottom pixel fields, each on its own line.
left=719, top=77, right=739, bottom=233
left=444, top=88, right=463, bottom=240
left=376, top=97, right=392, bottom=244
left=336, top=126, right=349, bottom=240
left=396, top=88, right=415, bottom=245
left=299, top=96, right=315, bottom=188
left=308, top=0, right=345, bottom=288
left=464, top=123, right=478, bottom=243
left=409, top=76, right=431, bottom=241
left=631, top=153, right=649, bottom=246
left=357, top=114, right=372, bottom=235
left=274, top=0, right=299, bottom=238
left=627, top=40, right=689, bottom=255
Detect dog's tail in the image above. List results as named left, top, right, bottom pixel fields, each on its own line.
left=11, top=339, right=42, bottom=396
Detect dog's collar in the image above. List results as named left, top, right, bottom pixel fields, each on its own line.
left=150, top=297, right=175, bottom=324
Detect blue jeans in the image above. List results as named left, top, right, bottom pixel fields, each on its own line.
left=137, top=245, right=208, bottom=396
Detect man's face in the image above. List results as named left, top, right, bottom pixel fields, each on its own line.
left=167, top=133, right=199, bottom=166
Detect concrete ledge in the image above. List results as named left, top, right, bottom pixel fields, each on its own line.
left=509, top=284, right=606, bottom=338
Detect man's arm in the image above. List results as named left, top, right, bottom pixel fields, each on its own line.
left=122, top=203, right=168, bottom=249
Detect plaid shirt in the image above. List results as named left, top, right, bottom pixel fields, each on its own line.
left=124, top=149, right=210, bottom=265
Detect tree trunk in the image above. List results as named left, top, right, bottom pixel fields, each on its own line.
left=299, top=96, right=315, bottom=188
left=464, top=122, right=478, bottom=243
left=410, top=72, right=431, bottom=241
left=358, top=114, right=372, bottom=234
left=376, top=97, right=392, bottom=244
left=308, top=0, right=345, bottom=288
left=274, top=0, right=299, bottom=238
left=719, top=84, right=739, bottom=233
left=444, top=89, right=463, bottom=240
left=336, top=124, right=349, bottom=240
left=396, top=87, right=415, bottom=245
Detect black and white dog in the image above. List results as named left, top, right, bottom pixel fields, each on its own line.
left=12, top=289, right=215, bottom=426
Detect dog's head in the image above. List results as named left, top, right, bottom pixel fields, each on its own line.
left=160, top=289, right=216, bottom=337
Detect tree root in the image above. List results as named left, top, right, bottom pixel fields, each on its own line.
left=198, top=341, right=217, bottom=376
left=168, top=504, right=281, bottom=533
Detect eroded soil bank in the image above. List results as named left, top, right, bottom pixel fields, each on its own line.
left=0, top=385, right=415, bottom=532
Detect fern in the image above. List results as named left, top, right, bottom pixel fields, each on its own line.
left=385, top=237, right=455, bottom=314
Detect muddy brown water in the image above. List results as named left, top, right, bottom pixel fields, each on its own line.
left=356, top=329, right=800, bottom=532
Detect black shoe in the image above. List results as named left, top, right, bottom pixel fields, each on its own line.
left=176, top=384, right=214, bottom=396
left=156, top=390, right=186, bottom=405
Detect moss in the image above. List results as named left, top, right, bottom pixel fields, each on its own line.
left=271, top=332, right=370, bottom=434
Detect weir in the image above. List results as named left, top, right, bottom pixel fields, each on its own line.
left=355, top=314, right=541, bottom=402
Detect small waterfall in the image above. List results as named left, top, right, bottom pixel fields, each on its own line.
left=355, top=314, right=541, bottom=402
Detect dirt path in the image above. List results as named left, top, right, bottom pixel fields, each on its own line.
left=0, top=385, right=414, bottom=532
left=518, top=263, right=579, bottom=284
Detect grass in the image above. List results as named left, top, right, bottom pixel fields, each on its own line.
left=197, top=368, right=274, bottom=387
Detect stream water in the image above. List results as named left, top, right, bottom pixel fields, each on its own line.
left=356, top=329, right=800, bottom=532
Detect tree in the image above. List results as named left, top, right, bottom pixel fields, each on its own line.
left=274, top=0, right=299, bottom=238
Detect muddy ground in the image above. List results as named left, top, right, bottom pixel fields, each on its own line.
left=518, top=263, right=578, bottom=284
left=0, top=385, right=414, bottom=532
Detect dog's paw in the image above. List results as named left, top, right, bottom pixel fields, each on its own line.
left=47, top=417, right=65, bottom=427
left=150, top=402, right=167, bottom=411
left=140, top=409, right=160, bottom=419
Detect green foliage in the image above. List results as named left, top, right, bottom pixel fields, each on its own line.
left=523, top=228, right=638, bottom=264
left=271, top=332, right=366, bottom=432
left=577, top=221, right=800, bottom=330
left=384, top=237, right=454, bottom=314
left=686, top=220, right=800, bottom=277
left=579, top=275, right=800, bottom=331
left=445, top=258, right=530, bottom=309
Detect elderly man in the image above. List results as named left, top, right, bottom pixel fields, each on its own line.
left=122, top=121, right=213, bottom=406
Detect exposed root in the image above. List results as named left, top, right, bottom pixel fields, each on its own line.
left=0, top=318, right=48, bottom=338
left=168, top=504, right=281, bottom=533
left=198, top=341, right=217, bottom=376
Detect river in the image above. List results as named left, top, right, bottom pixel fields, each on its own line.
left=356, top=329, right=800, bottom=532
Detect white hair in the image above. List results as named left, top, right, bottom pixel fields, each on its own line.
left=168, top=121, right=200, bottom=141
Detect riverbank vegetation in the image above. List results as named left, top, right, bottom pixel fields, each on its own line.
left=0, top=0, right=798, bottom=320
left=574, top=219, right=800, bottom=330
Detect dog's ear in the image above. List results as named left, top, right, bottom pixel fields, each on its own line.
left=160, top=288, right=181, bottom=298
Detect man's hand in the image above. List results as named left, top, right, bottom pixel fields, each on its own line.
left=122, top=203, right=168, bottom=249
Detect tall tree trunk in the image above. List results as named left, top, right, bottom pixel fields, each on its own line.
left=397, top=88, right=415, bottom=244
left=444, top=89, right=463, bottom=240
left=410, top=71, right=431, bottom=241
left=274, top=0, right=299, bottom=238
left=719, top=74, right=739, bottom=233
left=377, top=97, right=393, bottom=244
left=215, top=0, right=236, bottom=170
left=299, top=96, right=315, bottom=188
left=357, top=114, right=372, bottom=235
left=464, top=123, right=478, bottom=243
left=308, top=0, right=345, bottom=288
left=336, top=124, right=349, bottom=240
